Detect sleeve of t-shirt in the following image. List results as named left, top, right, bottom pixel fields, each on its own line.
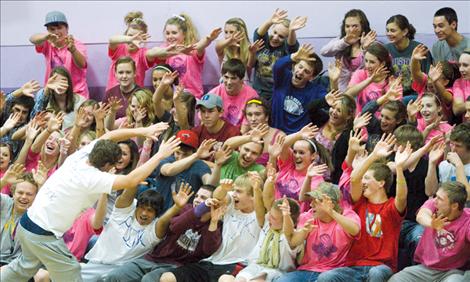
left=108, top=43, right=125, bottom=59
left=411, top=74, right=428, bottom=97
left=420, top=198, right=437, bottom=213
left=143, top=218, right=159, bottom=246
left=342, top=208, right=361, bottom=239
left=35, top=40, right=49, bottom=54
left=0, top=193, right=13, bottom=215
left=438, top=161, right=452, bottom=183
left=111, top=201, right=136, bottom=221
left=156, top=156, right=176, bottom=177
left=277, top=149, right=294, bottom=171
left=190, top=49, right=205, bottom=63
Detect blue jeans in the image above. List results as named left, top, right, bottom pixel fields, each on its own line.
left=315, top=265, right=393, bottom=282
left=398, top=220, right=424, bottom=270
left=277, top=270, right=321, bottom=282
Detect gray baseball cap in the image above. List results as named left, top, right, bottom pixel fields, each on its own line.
left=196, top=93, right=223, bottom=109
left=44, top=11, right=68, bottom=26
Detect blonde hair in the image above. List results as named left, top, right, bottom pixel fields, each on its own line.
left=165, top=13, right=199, bottom=45
left=224, top=18, right=251, bottom=66
left=233, top=173, right=256, bottom=196
left=126, top=88, right=156, bottom=127
left=124, top=11, right=148, bottom=34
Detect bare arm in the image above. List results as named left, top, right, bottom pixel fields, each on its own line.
left=90, top=194, right=108, bottom=230
left=194, top=28, right=222, bottom=57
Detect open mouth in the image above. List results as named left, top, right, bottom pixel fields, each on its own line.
left=45, top=143, right=56, bottom=154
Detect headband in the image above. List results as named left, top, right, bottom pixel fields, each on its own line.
left=172, top=14, right=185, bottom=22
left=247, top=99, right=263, bottom=105
left=303, top=138, right=318, bottom=153
left=153, top=65, right=172, bottom=73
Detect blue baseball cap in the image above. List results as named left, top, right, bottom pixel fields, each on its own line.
left=44, top=11, right=68, bottom=26
left=196, top=94, right=223, bottom=109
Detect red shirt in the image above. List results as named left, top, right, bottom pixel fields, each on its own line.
left=191, top=120, right=240, bottom=148
left=346, top=197, right=404, bottom=272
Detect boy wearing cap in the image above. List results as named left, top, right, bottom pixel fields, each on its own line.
left=208, top=58, right=259, bottom=126
left=29, top=11, right=89, bottom=98
left=278, top=182, right=361, bottom=282
left=432, top=7, right=470, bottom=62
left=151, top=130, right=219, bottom=212
left=191, top=94, right=241, bottom=150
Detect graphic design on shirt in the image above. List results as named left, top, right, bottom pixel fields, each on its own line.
left=365, top=209, right=383, bottom=238
left=358, top=90, right=382, bottom=108
left=276, top=179, right=299, bottom=199
left=51, top=51, right=65, bottom=69
left=284, top=96, right=304, bottom=116
left=312, top=234, right=338, bottom=259
left=226, top=214, right=258, bottom=241
left=392, top=62, right=411, bottom=93
left=118, top=216, right=147, bottom=248
left=227, top=105, right=239, bottom=125
left=170, top=57, right=187, bottom=77
left=257, top=51, right=277, bottom=80
left=176, top=229, right=201, bottom=252
left=434, top=229, right=456, bottom=253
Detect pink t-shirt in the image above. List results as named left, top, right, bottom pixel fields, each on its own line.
left=166, top=49, right=205, bottom=99
left=412, top=74, right=453, bottom=120
left=24, top=149, right=57, bottom=178
left=275, top=150, right=324, bottom=211
left=452, top=78, right=470, bottom=102
left=414, top=199, right=470, bottom=271
left=297, top=208, right=361, bottom=272
left=35, top=40, right=89, bottom=99
left=63, top=208, right=102, bottom=261
left=349, top=70, right=402, bottom=115
left=209, top=83, right=258, bottom=126
left=338, top=161, right=354, bottom=210
left=106, top=44, right=158, bottom=91
left=416, top=117, right=453, bottom=144
left=0, top=170, right=11, bottom=195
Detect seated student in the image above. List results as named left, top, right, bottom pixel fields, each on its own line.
left=425, top=122, right=470, bottom=206
left=278, top=182, right=361, bottom=282
left=191, top=94, right=241, bottom=149
left=250, top=9, right=302, bottom=102
left=80, top=183, right=194, bottom=281
left=104, top=56, right=140, bottom=119
left=431, top=7, right=470, bottom=62
left=209, top=58, right=258, bottom=126
left=389, top=181, right=470, bottom=281
left=0, top=172, right=39, bottom=266
left=29, top=11, right=89, bottom=98
left=103, top=185, right=224, bottom=282
left=271, top=44, right=327, bottom=134
left=150, top=130, right=218, bottom=211
left=159, top=174, right=263, bottom=282
left=452, top=49, right=470, bottom=118
left=220, top=169, right=302, bottom=282
left=323, top=134, right=412, bottom=281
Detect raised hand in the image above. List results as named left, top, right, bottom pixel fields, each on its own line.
left=328, top=59, right=342, bottom=83
left=161, top=71, right=179, bottom=86
left=65, top=35, right=76, bottom=52
left=196, top=139, right=217, bottom=159
left=20, top=80, right=41, bottom=98
left=130, top=31, right=151, bottom=48
left=372, top=133, right=396, bottom=158
left=144, top=122, right=170, bottom=141
left=210, top=202, right=227, bottom=222
left=265, top=162, right=277, bottom=182
left=2, top=163, right=25, bottom=185
left=107, top=96, right=123, bottom=112
left=32, top=160, right=49, bottom=187
left=270, top=8, right=288, bottom=24
left=279, top=196, right=291, bottom=216
left=406, top=98, right=422, bottom=119
left=248, top=171, right=263, bottom=190
left=47, top=112, right=65, bottom=132
left=268, top=134, right=285, bottom=159
left=45, top=73, right=68, bottom=93
left=133, top=107, right=147, bottom=123
left=431, top=213, right=449, bottom=230
left=227, top=30, right=245, bottom=47
left=0, top=90, right=5, bottom=111
left=353, top=112, right=372, bottom=130
left=429, top=142, right=445, bottom=165
left=344, top=26, right=361, bottom=45
left=349, top=129, right=365, bottom=152
left=25, top=120, right=40, bottom=141
left=352, top=148, right=368, bottom=170
left=314, top=194, right=335, bottom=216
left=299, top=123, right=319, bottom=140
left=306, top=163, right=328, bottom=177
left=206, top=27, right=223, bottom=42
left=250, top=123, right=269, bottom=143
left=291, top=44, right=315, bottom=63
left=428, top=62, right=443, bottom=83
left=214, top=145, right=233, bottom=166
left=74, top=107, right=89, bottom=128
left=325, top=89, right=342, bottom=107
left=93, top=102, right=111, bottom=122
left=395, top=141, right=413, bottom=167
left=172, top=182, right=194, bottom=208
left=46, top=32, right=59, bottom=43
left=156, top=136, right=181, bottom=159
left=2, top=112, right=22, bottom=131
left=219, top=178, right=234, bottom=191
left=249, top=39, right=265, bottom=54
left=446, top=152, right=463, bottom=167
left=289, top=16, right=307, bottom=31
left=360, top=30, right=377, bottom=49
left=370, top=64, right=389, bottom=82
left=58, top=137, right=71, bottom=155
left=411, top=44, right=429, bottom=61
left=32, top=111, right=48, bottom=129
left=301, top=217, right=317, bottom=233
left=384, top=76, right=403, bottom=101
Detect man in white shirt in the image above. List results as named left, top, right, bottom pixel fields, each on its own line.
left=1, top=123, right=181, bottom=282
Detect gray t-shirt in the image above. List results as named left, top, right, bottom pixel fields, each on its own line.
left=432, top=36, right=470, bottom=62
left=0, top=194, right=21, bottom=264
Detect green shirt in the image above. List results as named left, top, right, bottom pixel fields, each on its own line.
left=220, top=152, right=265, bottom=181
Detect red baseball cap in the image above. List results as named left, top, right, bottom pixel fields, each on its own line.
left=176, top=130, right=199, bottom=149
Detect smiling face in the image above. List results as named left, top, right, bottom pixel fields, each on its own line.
left=420, top=96, right=440, bottom=124
left=115, top=62, right=136, bottom=89
left=135, top=205, right=157, bottom=226
left=0, top=145, right=12, bottom=171
left=116, top=143, right=132, bottom=171
left=292, top=140, right=316, bottom=171
left=238, top=142, right=263, bottom=168
left=433, top=16, right=456, bottom=41
left=232, top=184, right=254, bottom=212
left=223, top=72, right=243, bottom=96
left=46, top=24, right=68, bottom=44
left=291, top=61, right=314, bottom=88
left=152, top=69, right=168, bottom=89
left=269, top=23, right=289, bottom=48
left=13, top=181, right=37, bottom=214
left=386, top=22, right=408, bottom=44
left=380, top=108, right=399, bottom=133
left=459, top=53, right=470, bottom=80
left=245, top=103, right=268, bottom=129
left=328, top=101, right=351, bottom=126
left=81, top=105, right=95, bottom=128
left=361, top=169, right=383, bottom=199
left=164, top=24, right=185, bottom=45
left=364, top=52, right=381, bottom=76
left=43, top=131, right=61, bottom=158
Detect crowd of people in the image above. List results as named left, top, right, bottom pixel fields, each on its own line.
left=0, top=5, right=469, bottom=282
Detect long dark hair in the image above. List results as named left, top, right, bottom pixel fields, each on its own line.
left=117, top=139, right=139, bottom=174
left=46, top=66, right=75, bottom=113
left=386, top=15, right=416, bottom=40
left=340, top=9, right=371, bottom=64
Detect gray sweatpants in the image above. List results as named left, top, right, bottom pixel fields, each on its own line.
left=99, top=258, right=177, bottom=282
left=389, top=264, right=465, bottom=282
left=0, top=223, right=81, bottom=282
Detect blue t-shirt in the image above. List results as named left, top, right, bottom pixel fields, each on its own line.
left=271, top=55, right=327, bottom=134
left=152, top=156, right=211, bottom=212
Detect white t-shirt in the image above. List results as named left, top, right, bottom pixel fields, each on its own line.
left=246, top=215, right=300, bottom=272
left=85, top=200, right=160, bottom=265
left=439, top=161, right=470, bottom=185
left=28, top=140, right=116, bottom=237
left=204, top=192, right=261, bottom=265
